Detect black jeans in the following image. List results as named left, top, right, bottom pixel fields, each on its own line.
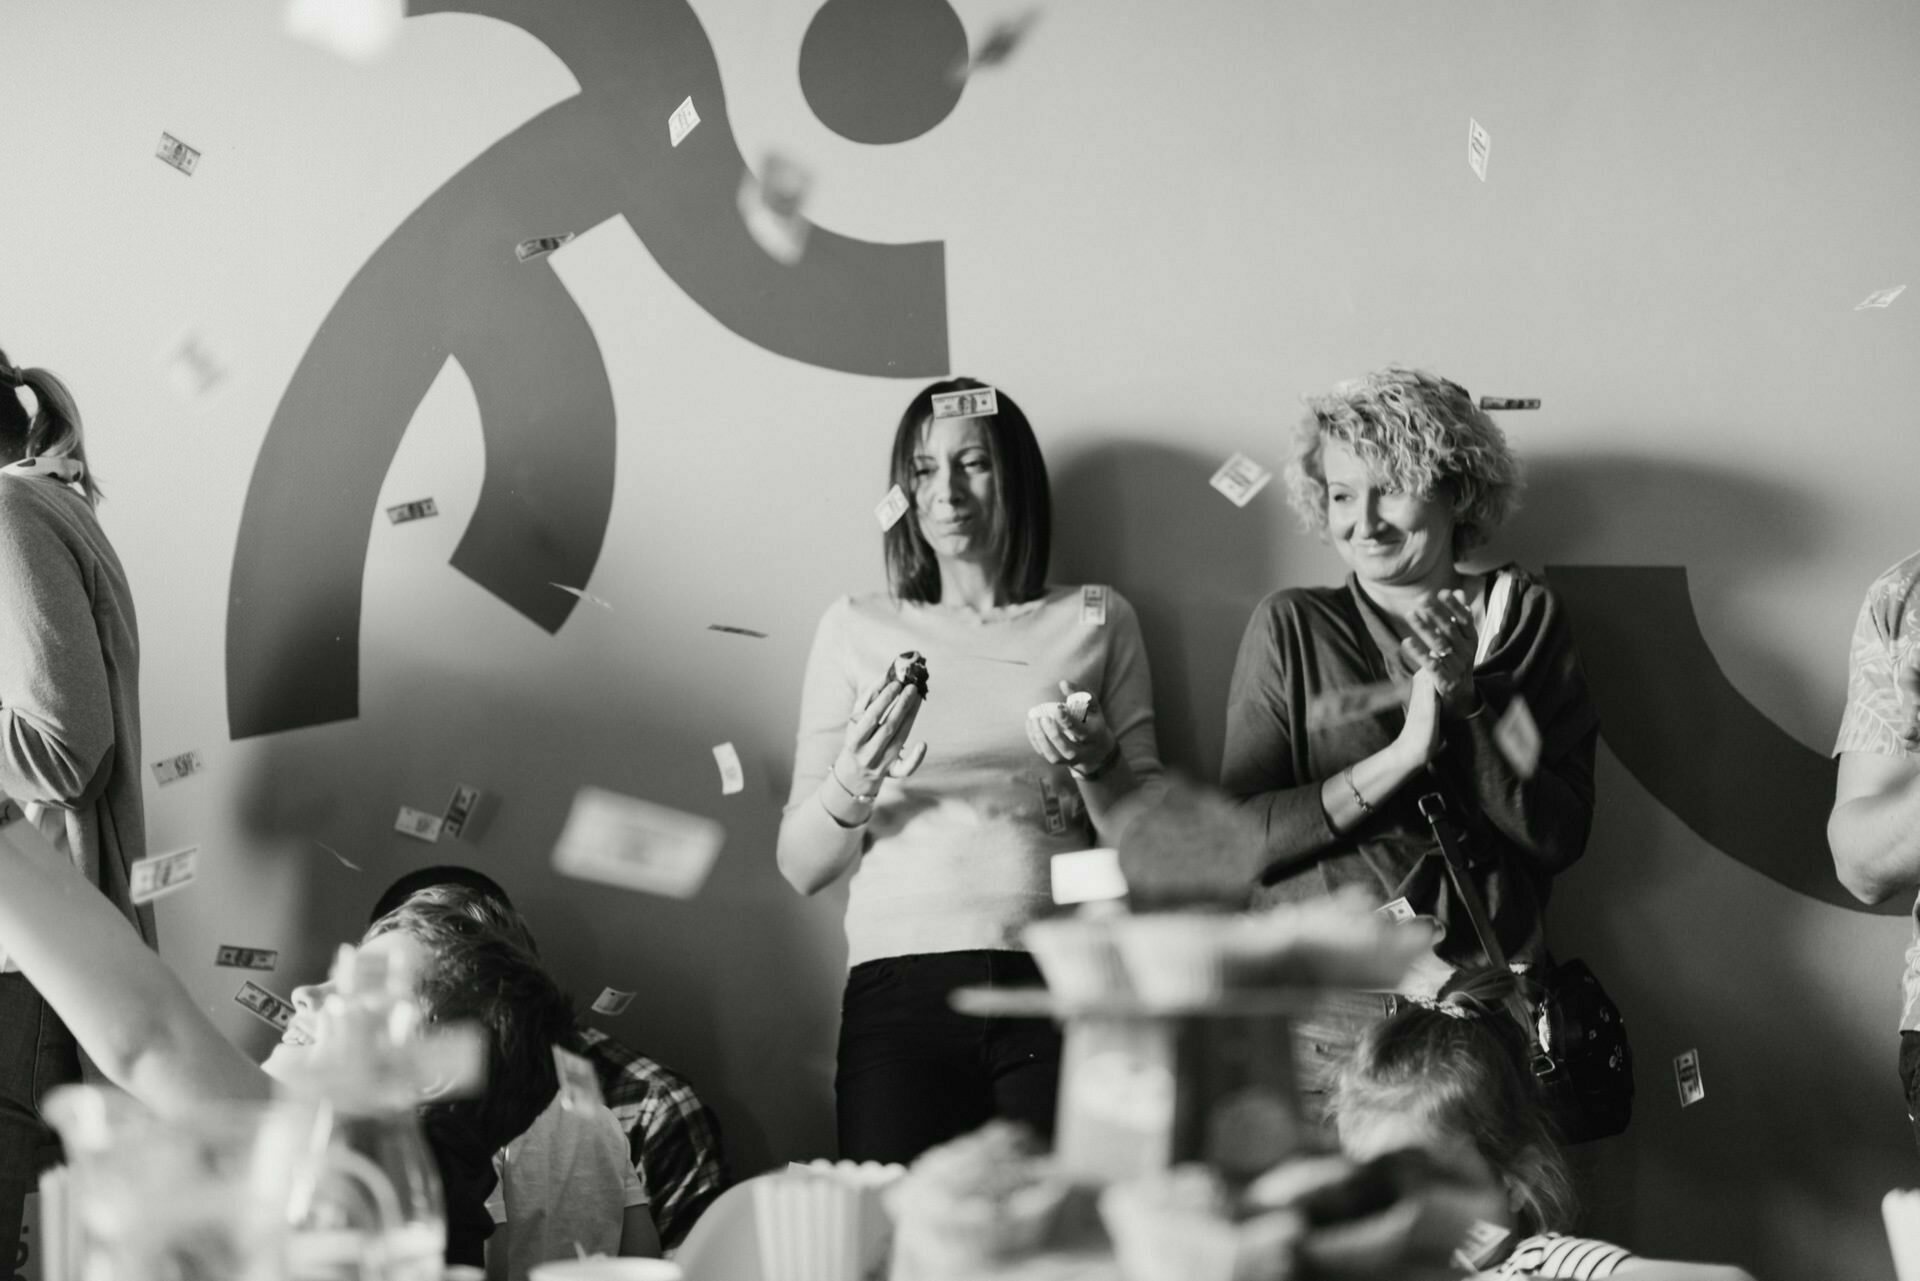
left=0, top=973, right=79, bottom=1281
left=836, top=951, right=1062, bottom=1165
left=1900, top=1031, right=1920, bottom=1156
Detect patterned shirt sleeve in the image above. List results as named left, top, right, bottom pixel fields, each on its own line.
left=1836, top=561, right=1920, bottom=758
left=1494, top=1233, right=1634, bottom=1277
left=579, top=1028, right=730, bottom=1251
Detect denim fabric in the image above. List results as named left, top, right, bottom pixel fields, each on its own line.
left=835, top=951, right=1062, bottom=1165
left=0, top=974, right=78, bottom=1281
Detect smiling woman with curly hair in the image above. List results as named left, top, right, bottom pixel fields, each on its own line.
left=1220, top=367, right=1600, bottom=1109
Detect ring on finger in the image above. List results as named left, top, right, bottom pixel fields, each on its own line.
left=1429, top=646, right=1452, bottom=661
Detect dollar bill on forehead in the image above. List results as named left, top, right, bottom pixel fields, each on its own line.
left=234, top=980, right=295, bottom=1031
left=515, top=233, right=577, bottom=263
left=1478, top=397, right=1541, bottom=411
left=1467, top=117, right=1490, bottom=181
left=152, top=750, right=206, bottom=787
left=669, top=96, right=700, bottom=147
left=592, top=987, right=637, bottom=1016
left=395, top=807, right=443, bottom=843
left=552, top=786, right=725, bottom=899
left=130, top=847, right=199, bottom=905
left=386, top=498, right=438, bottom=524
left=930, top=388, right=999, bottom=420
left=156, top=132, right=200, bottom=176
left=215, top=945, right=279, bottom=971
left=1209, top=453, right=1273, bottom=508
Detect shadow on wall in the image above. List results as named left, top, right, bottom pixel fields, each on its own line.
left=225, top=657, right=850, bottom=1175
left=1049, top=436, right=1306, bottom=780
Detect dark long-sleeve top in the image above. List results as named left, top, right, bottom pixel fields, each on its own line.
left=0, top=474, right=152, bottom=971
left=1220, top=565, right=1598, bottom=967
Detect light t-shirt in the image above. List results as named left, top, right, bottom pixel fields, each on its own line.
left=487, top=1093, right=648, bottom=1281
left=1833, top=550, right=1920, bottom=1032
left=787, top=586, right=1161, bottom=967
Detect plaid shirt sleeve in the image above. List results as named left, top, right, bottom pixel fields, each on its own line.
left=578, top=1027, right=730, bottom=1250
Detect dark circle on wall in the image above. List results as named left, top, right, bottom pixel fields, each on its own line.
left=800, top=0, right=968, bottom=145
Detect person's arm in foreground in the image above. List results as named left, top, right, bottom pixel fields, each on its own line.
left=1829, top=583, right=1920, bottom=904
left=0, top=799, right=267, bottom=1109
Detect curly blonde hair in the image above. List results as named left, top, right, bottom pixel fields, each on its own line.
left=1283, top=367, right=1520, bottom=554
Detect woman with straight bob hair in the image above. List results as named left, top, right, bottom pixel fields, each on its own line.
left=0, top=346, right=150, bottom=1256
left=778, top=377, right=1162, bottom=1163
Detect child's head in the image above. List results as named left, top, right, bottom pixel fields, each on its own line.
left=1328, top=968, right=1575, bottom=1235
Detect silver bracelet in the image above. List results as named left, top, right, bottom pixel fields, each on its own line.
left=827, top=765, right=879, bottom=805
left=1343, top=767, right=1375, bottom=817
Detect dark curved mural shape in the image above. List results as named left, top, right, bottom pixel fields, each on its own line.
left=228, top=0, right=950, bottom=740
left=1547, top=565, right=1897, bottom=916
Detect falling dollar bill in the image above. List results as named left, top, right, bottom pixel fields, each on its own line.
left=551, top=786, right=725, bottom=899
left=152, top=750, right=206, bottom=787
left=707, top=624, right=768, bottom=639
left=668, top=96, right=700, bottom=147
left=1493, top=696, right=1542, bottom=779
left=515, top=233, right=577, bottom=263
left=930, top=388, right=999, bottom=420
left=712, top=743, right=745, bottom=796
left=234, top=980, right=295, bottom=1031
left=737, top=152, right=812, bottom=266
left=386, top=498, right=438, bottom=524
left=1467, top=117, right=1490, bottom=181
left=1080, top=584, right=1108, bottom=626
left=551, top=582, right=614, bottom=610
left=1375, top=897, right=1417, bottom=924
left=955, top=8, right=1041, bottom=80
left=1673, top=1048, right=1704, bottom=1107
left=156, top=132, right=201, bottom=176
left=394, top=806, right=443, bottom=843
left=1210, top=453, right=1273, bottom=508
left=591, top=987, right=637, bottom=1016
left=163, top=335, right=225, bottom=399
left=215, top=945, right=280, bottom=971
left=1857, top=285, right=1908, bottom=311
left=130, top=847, right=199, bottom=905
left=441, top=784, right=483, bottom=840
left=1306, top=680, right=1407, bottom=730
left=1050, top=848, right=1126, bottom=905
left=1478, top=397, right=1541, bottom=411
left=874, top=484, right=910, bottom=531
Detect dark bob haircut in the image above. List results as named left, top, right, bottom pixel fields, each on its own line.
left=883, top=376, right=1051, bottom=606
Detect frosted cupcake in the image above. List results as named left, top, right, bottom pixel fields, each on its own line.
left=1023, top=914, right=1132, bottom=1007
left=885, top=1123, right=1069, bottom=1279
left=1112, top=912, right=1252, bottom=1008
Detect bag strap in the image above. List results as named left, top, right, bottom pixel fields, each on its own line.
left=1416, top=791, right=1508, bottom=969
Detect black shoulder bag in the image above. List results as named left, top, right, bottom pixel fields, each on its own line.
left=1416, top=792, right=1634, bottom=1144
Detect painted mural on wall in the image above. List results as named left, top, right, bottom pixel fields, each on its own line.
left=223, top=0, right=1875, bottom=915
left=225, top=0, right=961, bottom=741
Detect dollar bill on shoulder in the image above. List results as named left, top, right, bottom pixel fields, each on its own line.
left=152, top=750, right=206, bottom=787
left=234, top=980, right=295, bottom=1031
left=156, top=132, right=201, bottom=176
left=930, top=388, right=999, bottom=420
left=441, top=784, right=483, bottom=840
left=215, top=945, right=279, bottom=971
left=551, top=786, right=725, bottom=900
left=395, top=806, right=444, bottom=843
left=130, top=847, right=199, bottom=905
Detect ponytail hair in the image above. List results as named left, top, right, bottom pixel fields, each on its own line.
left=0, top=349, right=101, bottom=507
left=1329, top=966, right=1577, bottom=1235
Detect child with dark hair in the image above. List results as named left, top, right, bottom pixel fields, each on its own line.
left=1330, top=970, right=1753, bottom=1279
left=0, top=809, right=572, bottom=1269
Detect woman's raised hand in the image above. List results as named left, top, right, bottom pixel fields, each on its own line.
left=1025, top=680, right=1120, bottom=775
left=834, top=678, right=927, bottom=795
left=1403, top=587, right=1478, bottom=713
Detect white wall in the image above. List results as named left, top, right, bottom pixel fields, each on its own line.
left=5, top=2, right=1919, bottom=1276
